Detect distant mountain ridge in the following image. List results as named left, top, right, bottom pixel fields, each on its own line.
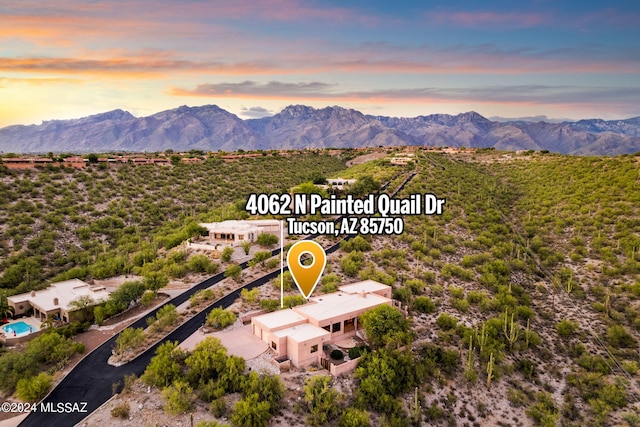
left=1, top=104, right=639, bottom=155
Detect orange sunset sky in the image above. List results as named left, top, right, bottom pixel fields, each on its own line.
left=1, top=0, right=639, bottom=127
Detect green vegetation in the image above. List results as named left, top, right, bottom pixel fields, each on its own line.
left=0, top=153, right=345, bottom=294
left=114, top=327, right=145, bottom=356
left=303, top=376, right=342, bottom=426
left=331, top=151, right=639, bottom=425
left=15, top=372, right=53, bottom=402
left=360, top=305, right=411, bottom=350
left=206, top=307, right=237, bottom=329
left=256, top=233, right=279, bottom=247
left=0, top=329, right=84, bottom=395
left=3, top=149, right=639, bottom=424
left=140, top=336, right=283, bottom=424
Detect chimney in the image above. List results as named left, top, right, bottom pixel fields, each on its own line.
left=30, top=291, right=36, bottom=297
left=53, top=297, right=59, bottom=306
left=359, top=291, right=365, bottom=298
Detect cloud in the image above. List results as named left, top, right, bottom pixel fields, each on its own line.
left=425, top=10, right=548, bottom=29
left=170, top=80, right=640, bottom=108
left=489, top=115, right=570, bottom=123
left=239, top=106, right=275, bottom=118
left=0, top=57, right=279, bottom=76
left=171, top=81, right=334, bottom=97
left=0, top=76, right=79, bottom=85
left=573, top=7, right=640, bottom=29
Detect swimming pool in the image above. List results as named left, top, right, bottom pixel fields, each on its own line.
left=2, top=321, right=35, bottom=336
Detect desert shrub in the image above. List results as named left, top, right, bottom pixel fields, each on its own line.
left=257, top=233, right=279, bottom=247
left=231, top=393, right=271, bottom=427
left=206, top=308, right=236, bottom=329
left=273, top=271, right=294, bottom=291
left=241, top=288, right=259, bottom=303
left=339, top=408, right=371, bottom=427
left=452, top=298, right=470, bottom=312
left=341, top=236, right=371, bottom=252
left=440, top=264, right=474, bottom=281
left=467, top=290, right=488, bottom=304
left=607, top=325, right=637, bottom=348
left=321, top=273, right=340, bottom=293
left=111, top=402, right=130, bottom=419
left=330, top=349, right=344, bottom=360
left=155, top=304, right=178, bottom=329
left=413, top=296, right=436, bottom=314
left=224, top=264, right=242, bottom=282
left=241, top=372, right=285, bottom=415
left=114, top=327, right=145, bottom=356
left=341, top=251, right=365, bottom=277
left=555, top=319, right=578, bottom=338
left=162, top=380, right=195, bottom=415
left=283, top=295, right=305, bottom=308
left=221, top=246, right=234, bottom=262
left=436, top=313, right=458, bottom=330
left=188, top=254, right=219, bottom=274
left=15, top=373, right=52, bottom=402
left=525, top=392, right=559, bottom=427
left=348, top=345, right=369, bottom=359
left=304, top=375, right=342, bottom=426
left=209, top=397, right=228, bottom=418
left=259, top=299, right=280, bottom=312
left=360, top=305, right=411, bottom=349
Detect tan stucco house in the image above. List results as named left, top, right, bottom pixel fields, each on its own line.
left=250, top=280, right=393, bottom=368
left=7, top=279, right=110, bottom=324
left=199, top=219, right=281, bottom=247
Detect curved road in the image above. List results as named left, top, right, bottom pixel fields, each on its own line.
left=20, top=268, right=281, bottom=427
left=20, top=172, right=416, bottom=426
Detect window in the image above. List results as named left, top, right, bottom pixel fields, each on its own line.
left=344, top=318, right=355, bottom=332
left=311, top=344, right=318, bottom=353
left=332, top=322, right=341, bottom=333
left=322, top=325, right=330, bottom=332
left=271, top=341, right=277, bottom=350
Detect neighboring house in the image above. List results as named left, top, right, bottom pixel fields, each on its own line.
left=180, top=157, right=203, bottom=164
left=7, top=279, right=110, bottom=324
left=251, top=280, right=393, bottom=368
left=63, top=156, right=87, bottom=168
left=389, top=153, right=415, bottom=165
left=198, top=220, right=281, bottom=247
left=1, top=158, right=54, bottom=169
left=319, top=178, right=356, bottom=191
left=151, top=158, right=171, bottom=166
left=2, top=158, right=37, bottom=169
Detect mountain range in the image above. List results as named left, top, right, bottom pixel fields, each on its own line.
left=1, top=104, right=639, bottom=155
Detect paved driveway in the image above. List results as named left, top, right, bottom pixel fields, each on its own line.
left=180, top=324, right=268, bottom=359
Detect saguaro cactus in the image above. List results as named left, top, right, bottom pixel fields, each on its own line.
left=486, top=352, right=495, bottom=390
left=503, top=309, right=520, bottom=351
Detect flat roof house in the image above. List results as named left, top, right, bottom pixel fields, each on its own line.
left=250, top=280, right=393, bottom=368
left=319, top=177, right=356, bottom=191
left=63, top=156, right=87, bottom=168
left=199, top=220, right=281, bottom=247
left=7, top=279, right=110, bottom=324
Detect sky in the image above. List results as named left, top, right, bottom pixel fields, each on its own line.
left=1, top=0, right=639, bottom=127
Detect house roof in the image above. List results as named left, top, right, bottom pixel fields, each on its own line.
left=253, top=309, right=306, bottom=330
left=273, top=323, right=330, bottom=343
left=294, top=291, right=391, bottom=323
left=339, top=280, right=391, bottom=295
left=8, top=279, right=110, bottom=312
left=200, top=219, right=280, bottom=233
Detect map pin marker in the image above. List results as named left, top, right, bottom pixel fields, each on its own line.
left=287, top=240, right=327, bottom=299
